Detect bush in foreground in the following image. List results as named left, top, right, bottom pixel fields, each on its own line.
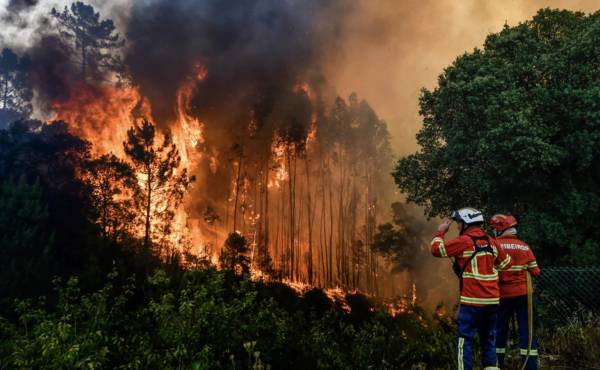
left=0, top=268, right=456, bottom=369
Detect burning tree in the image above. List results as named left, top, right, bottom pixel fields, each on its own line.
left=219, top=232, right=250, bottom=277
left=82, top=154, right=136, bottom=246
left=123, top=119, right=194, bottom=255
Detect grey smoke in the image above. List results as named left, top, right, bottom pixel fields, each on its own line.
left=125, top=0, right=349, bottom=127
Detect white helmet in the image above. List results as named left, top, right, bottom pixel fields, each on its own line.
left=451, top=207, right=484, bottom=225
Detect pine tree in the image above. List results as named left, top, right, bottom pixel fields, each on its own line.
left=123, top=119, right=193, bottom=255
left=52, top=2, right=124, bottom=82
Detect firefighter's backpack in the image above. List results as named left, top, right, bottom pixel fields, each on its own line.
left=452, top=235, right=494, bottom=286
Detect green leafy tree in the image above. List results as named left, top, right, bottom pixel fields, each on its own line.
left=51, top=1, right=124, bottom=82
left=394, top=9, right=600, bottom=265
left=0, top=48, right=32, bottom=128
left=123, top=119, right=193, bottom=254
left=0, top=176, right=54, bottom=300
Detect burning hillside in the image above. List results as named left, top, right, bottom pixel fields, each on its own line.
left=50, top=66, right=395, bottom=293
left=4, top=0, right=423, bottom=298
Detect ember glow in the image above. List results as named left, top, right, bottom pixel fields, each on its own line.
left=52, top=84, right=148, bottom=157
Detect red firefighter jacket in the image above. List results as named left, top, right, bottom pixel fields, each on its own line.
left=496, top=234, right=541, bottom=298
left=431, top=227, right=512, bottom=306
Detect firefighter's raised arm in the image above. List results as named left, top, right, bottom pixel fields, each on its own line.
left=430, top=220, right=465, bottom=258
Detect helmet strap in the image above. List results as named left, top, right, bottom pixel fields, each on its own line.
left=459, top=222, right=468, bottom=235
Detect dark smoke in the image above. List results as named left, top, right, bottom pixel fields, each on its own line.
left=6, top=0, right=38, bottom=13
left=126, top=0, right=348, bottom=126
left=28, top=35, right=79, bottom=115
left=125, top=0, right=358, bottom=230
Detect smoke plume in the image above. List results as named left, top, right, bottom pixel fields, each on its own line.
left=125, top=0, right=347, bottom=125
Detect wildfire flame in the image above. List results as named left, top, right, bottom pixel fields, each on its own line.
left=52, top=83, right=150, bottom=157
left=49, top=67, right=409, bottom=306
left=51, top=69, right=210, bottom=255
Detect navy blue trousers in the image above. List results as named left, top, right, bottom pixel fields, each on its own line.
left=456, top=304, right=498, bottom=370
left=495, top=295, right=538, bottom=370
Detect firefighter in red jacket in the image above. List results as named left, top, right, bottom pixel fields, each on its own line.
left=489, top=214, right=540, bottom=370
left=432, top=207, right=511, bottom=370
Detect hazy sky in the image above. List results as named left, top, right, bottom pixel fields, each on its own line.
left=329, top=0, right=600, bottom=155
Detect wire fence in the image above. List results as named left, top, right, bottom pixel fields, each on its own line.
left=534, top=267, right=600, bottom=324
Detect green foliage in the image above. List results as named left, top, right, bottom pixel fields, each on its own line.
left=4, top=276, right=123, bottom=369
left=0, top=176, right=54, bottom=300
left=0, top=269, right=456, bottom=369
left=394, top=8, right=600, bottom=265
left=538, top=310, right=600, bottom=368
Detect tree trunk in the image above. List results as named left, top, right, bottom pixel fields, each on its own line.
left=286, top=147, right=295, bottom=280
left=304, top=155, right=313, bottom=285
left=338, top=152, right=345, bottom=286
left=144, top=164, right=152, bottom=253
left=233, top=156, right=243, bottom=232
left=292, top=155, right=298, bottom=280
left=328, top=157, right=334, bottom=285
left=263, top=158, right=270, bottom=271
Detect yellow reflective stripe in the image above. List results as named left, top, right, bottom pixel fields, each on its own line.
left=520, top=348, right=538, bottom=356
left=431, top=237, right=447, bottom=257
left=495, top=347, right=506, bottom=354
left=497, top=254, right=511, bottom=270
left=507, top=265, right=527, bottom=271
left=528, top=261, right=538, bottom=268
left=438, top=243, right=447, bottom=257
left=458, top=337, right=464, bottom=370
left=462, top=272, right=498, bottom=281
left=483, top=367, right=499, bottom=370
left=460, top=296, right=500, bottom=305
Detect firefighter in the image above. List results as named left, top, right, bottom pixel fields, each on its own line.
left=489, top=214, right=540, bottom=370
left=431, top=207, right=511, bottom=370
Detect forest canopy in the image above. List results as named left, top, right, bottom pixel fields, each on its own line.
left=394, top=8, right=600, bottom=266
